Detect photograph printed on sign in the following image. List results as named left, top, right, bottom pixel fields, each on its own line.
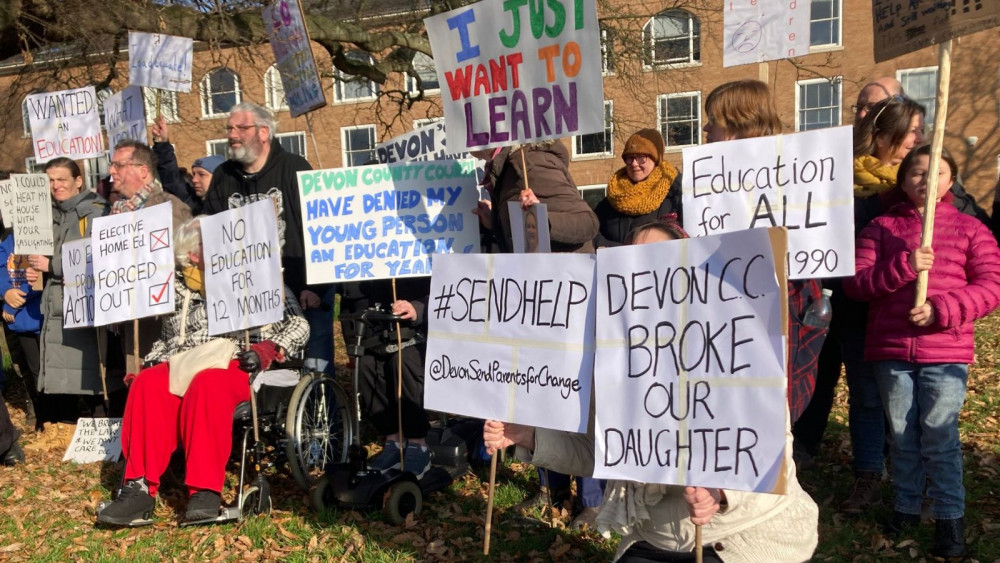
left=593, top=229, right=787, bottom=492
left=424, top=252, right=596, bottom=433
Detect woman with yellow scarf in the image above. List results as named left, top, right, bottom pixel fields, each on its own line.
left=853, top=96, right=926, bottom=198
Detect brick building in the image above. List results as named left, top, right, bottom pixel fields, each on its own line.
left=1, top=0, right=998, bottom=209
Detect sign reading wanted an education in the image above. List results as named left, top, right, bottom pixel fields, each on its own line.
left=24, top=86, right=105, bottom=161
left=9, top=174, right=54, bottom=255
left=681, top=126, right=854, bottom=279
left=594, top=229, right=787, bottom=492
left=424, top=253, right=596, bottom=433
left=62, top=238, right=95, bottom=328
left=297, top=159, right=480, bottom=282
left=201, top=199, right=284, bottom=335
left=91, top=204, right=175, bottom=326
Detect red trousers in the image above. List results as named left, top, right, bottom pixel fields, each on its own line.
left=121, top=360, right=249, bottom=495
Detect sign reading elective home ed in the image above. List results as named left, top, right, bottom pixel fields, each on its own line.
left=424, top=253, right=596, bottom=433
left=201, top=199, right=284, bottom=335
left=594, top=229, right=787, bottom=492
left=262, top=0, right=327, bottom=116
left=128, top=31, right=194, bottom=92
left=424, top=0, right=604, bottom=151
left=873, top=0, right=1000, bottom=63
left=91, top=203, right=175, bottom=326
left=297, top=159, right=480, bottom=282
left=681, top=126, right=854, bottom=279
left=62, top=238, right=96, bottom=329
left=723, top=0, right=810, bottom=67
left=24, top=86, right=105, bottom=161
left=9, top=174, right=54, bottom=255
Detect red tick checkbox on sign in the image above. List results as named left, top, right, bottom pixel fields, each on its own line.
left=148, top=272, right=173, bottom=305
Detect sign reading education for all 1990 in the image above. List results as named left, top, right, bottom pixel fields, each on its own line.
left=424, top=0, right=604, bottom=151
left=297, top=159, right=480, bottom=282
left=594, top=229, right=787, bottom=493
left=681, top=126, right=854, bottom=279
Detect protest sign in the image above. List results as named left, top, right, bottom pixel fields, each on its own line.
left=201, top=199, right=284, bottom=335
left=508, top=202, right=551, bottom=253
left=297, top=159, right=480, bottom=282
left=424, top=0, right=604, bottom=151
left=91, top=203, right=175, bottom=326
left=424, top=253, right=596, bottom=433
left=593, top=229, right=787, bottom=492
left=262, top=0, right=327, bottom=116
left=63, top=418, right=122, bottom=463
left=873, top=0, right=1000, bottom=62
left=102, top=86, right=148, bottom=149
left=723, top=0, right=810, bottom=67
left=681, top=126, right=854, bottom=279
left=375, top=121, right=471, bottom=163
left=62, top=238, right=96, bottom=328
left=128, top=31, right=194, bottom=92
left=10, top=174, right=54, bottom=255
left=24, top=86, right=105, bottom=161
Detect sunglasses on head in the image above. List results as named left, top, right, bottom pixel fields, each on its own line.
left=871, top=94, right=907, bottom=127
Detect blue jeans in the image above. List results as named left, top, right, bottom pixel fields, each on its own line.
left=842, top=329, right=884, bottom=473
left=303, top=286, right=336, bottom=376
left=875, top=361, right=967, bottom=519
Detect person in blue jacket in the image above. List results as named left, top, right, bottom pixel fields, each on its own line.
left=0, top=229, right=44, bottom=430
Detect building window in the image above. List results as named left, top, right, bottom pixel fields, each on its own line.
left=201, top=67, right=241, bottom=118
left=143, top=88, right=180, bottom=124
left=578, top=184, right=607, bottom=210
left=601, top=27, right=615, bottom=75
left=796, top=78, right=842, bottom=131
left=23, top=157, right=44, bottom=173
left=573, top=101, right=613, bottom=158
left=810, top=0, right=841, bottom=48
left=206, top=139, right=229, bottom=158
left=643, top=10, right=700, bottom=67
left=83, top=154, right=110, bottom=190
left=898, top=67, right=938, bottom=125
left=407, top=52, right=440, bottom=94
left=658, top=92, right=701, bottom=149
left=277, top=132, right=307, bottom=159
left=334, top=52, right=379, bottom=103
left=265, top=65, right=288, bottom=112
left=341, top=125, right=376, bottom=166
left=95, top=87, right=114, bottom=128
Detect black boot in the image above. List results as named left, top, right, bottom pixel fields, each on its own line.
left=931, top=517, right=966, bottom=559
left=884, top=510, right=920, bottom=538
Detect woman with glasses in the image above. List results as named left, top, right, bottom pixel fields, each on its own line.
left=853, top=96, right=927, bottom=198
left=592, top=129, right=682, bottom=248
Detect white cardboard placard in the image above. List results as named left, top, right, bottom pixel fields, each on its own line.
left=24, top=86, right=105, bottom=161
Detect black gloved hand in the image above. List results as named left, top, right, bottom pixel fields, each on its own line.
left=237, top=349, right=261, bottom=373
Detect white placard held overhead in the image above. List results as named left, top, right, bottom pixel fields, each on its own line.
left=128, top=31, right=194, bottom=92
left=10, top=174, right=54, bottom=255
left=24, top=86, right=105, bottom=161
left=424, top=253, right=596, bottom=433
left=63, top=418, right=122, bottom=463
left=297, top=159, right=481, bottom=282
left=201, top=199, right=284, bottom=335
left=102, top=86, right=148, bottom=149
left=424, top=0, right=605, bottom=151
left=681, top=126, right=854, bottom=279
left=62, top=238, right=96, bottom=329
left=723, top=0, right=810, bottom=67
left=262, top=0, right=327, bottom=116
left=594, top=229, right=787, bottom=492
left=91, top=204, right=176, bottom=326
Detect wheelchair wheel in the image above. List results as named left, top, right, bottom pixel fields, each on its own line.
left=241, top=477, right=271, bottom=517
left=286, top=373, right=352, bottom=490
left=382, top=480, right=422, bottom=524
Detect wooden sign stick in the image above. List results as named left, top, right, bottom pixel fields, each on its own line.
left=96, top=328, right=109, bottom=406
left=914, top=39, right=952, bottom=307
left=695, top=524, right=703, bottom=563
left=133, top=318, right=140, bottom=375
left=483, top=452, right=498, bottom=555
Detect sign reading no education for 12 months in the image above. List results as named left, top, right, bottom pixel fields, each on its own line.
left=424, top=0, right=604, bottom=152
left=298, top=159, right=480, bottom=282
left=681, top=125, right=854, bottom=279
left=9, top=174, right=54, bottom=255
left=201, top=200, right=284, bottom=336
left=424, top=253, right=596, bottom=433
left=91, top=203, right=176, bottom=326
left=594, top=229, right=787, bottom=492
left=62, top=238, right=96, bottom=329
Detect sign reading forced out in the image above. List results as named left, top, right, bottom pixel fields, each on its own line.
left=873, top=0, right=1000, bottom=62
left=681, top=126, right=854, bottom=279
left=593, top=229, right=787, bottom=493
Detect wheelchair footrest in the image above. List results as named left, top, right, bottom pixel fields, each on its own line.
left=178, top=506, right=241, bottom=527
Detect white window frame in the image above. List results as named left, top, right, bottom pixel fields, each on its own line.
left=642, top=10, right=701, bottom=69
left=95, top=87, right=114, bottom=128
left=578, top=183, right=607, bottom=210
left=341, top=125, right=377, bottom=167
left=600, top=27, right=615, bottom=75
left=658, top=91, right=702, bottom=150
left=795, top=77, right=842, bottom=131
left=333, top=52, right=379, bottom=103
left=897, top=66, right=938, bottom=126
left=809, top=0, right=842, bottom=51
left=83, top=154, right=110, bottom=191
left=200, top=67, right=242, bottom=119
left=23, top=157, right=43, bottom=173
left=276, top=131, right=307, bottom=159
left=406, top=52, right=440, bottom=96
left=206, top=139, right=229, bottom=158
left=143, top=88, right=180, bottom=124
left=265, top=65, right=289, bottom=112
left=572, top=100, right=614, bottom=160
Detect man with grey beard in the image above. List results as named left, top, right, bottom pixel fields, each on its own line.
left=203, top=103, right=333, bottom=371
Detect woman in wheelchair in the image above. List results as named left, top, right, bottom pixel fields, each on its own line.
left=97, top=218, right=309, bottom=527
